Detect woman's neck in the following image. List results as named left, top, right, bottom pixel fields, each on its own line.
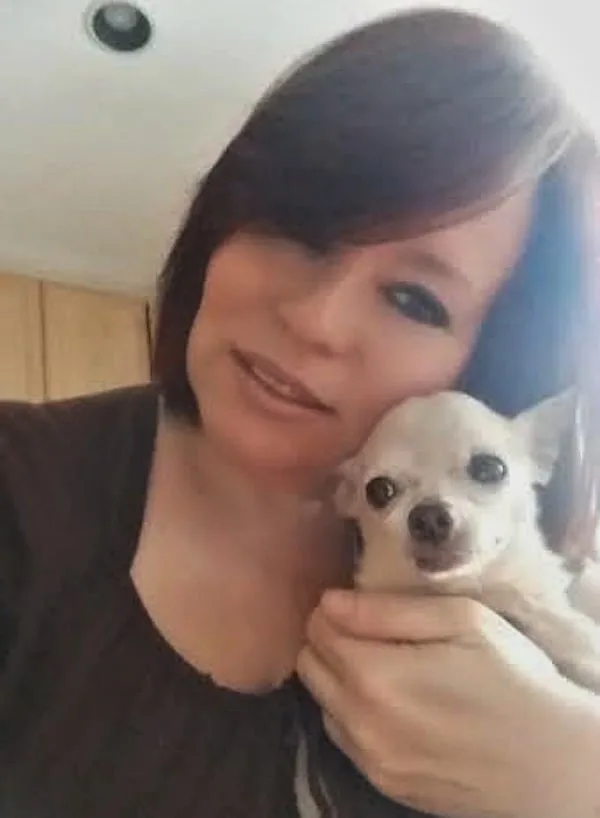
left=131, top=413, right=352, bottom=691
left=152, top=412, right=351, bottom=582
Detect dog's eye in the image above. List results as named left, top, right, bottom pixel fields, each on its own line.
left=467, top=453, right=508, bottom=485
left=365, top=476, right=399, bottom=509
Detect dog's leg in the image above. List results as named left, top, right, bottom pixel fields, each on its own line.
left=483, top=585, right=600, bottom=693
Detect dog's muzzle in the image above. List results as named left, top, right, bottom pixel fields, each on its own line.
left=407, top=499, right=467, bottom=573
left=408, top=500, right=453, bottom=545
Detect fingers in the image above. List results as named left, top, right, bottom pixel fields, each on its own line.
left=319, top=588, right=494, bottom=643
left=298, top=608, right=392, bottom=721
left=296, top=642, right=388, bottom=773
left=297, top=643, right=349, bottom=725
left=299, top=608, right=430, bottom=718
left=304, top=606, right=360, bottom=679
left=295, top=654, right=383, bottom=793
left=303, top=604, right=418, bottom=687
left=297, top=643, right=439, bottom=805
left=321, top=711, right=368, bottom=773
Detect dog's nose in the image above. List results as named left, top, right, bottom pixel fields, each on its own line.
left=407, top=501, right=453, bottom=545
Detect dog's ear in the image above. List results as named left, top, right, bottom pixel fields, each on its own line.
left=511, top=390, right=574, bottom=485
left=332, top=458, right=363, bottom=518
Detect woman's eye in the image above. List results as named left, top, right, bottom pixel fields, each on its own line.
left=383, top=283, right=450, bottom=329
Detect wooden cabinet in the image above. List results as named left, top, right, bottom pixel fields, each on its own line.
left=0, top=273, right=151, bottom=403
left=43, top=284, right=150, bottom=401
left=147, top=294, right=158, bottom=350
left=0, top=274, right=45, bottom=402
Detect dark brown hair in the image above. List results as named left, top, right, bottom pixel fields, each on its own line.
left=153, top=8, right=599, bottom=562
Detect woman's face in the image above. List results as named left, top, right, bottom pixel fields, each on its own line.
left=186, top=190, right=533, bottom=487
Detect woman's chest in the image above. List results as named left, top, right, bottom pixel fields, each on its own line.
left=0, top=567, right=301, bottom=818
left=129, top=499, right=351, bottom=693
left=130, top=535, right=318, bottom=692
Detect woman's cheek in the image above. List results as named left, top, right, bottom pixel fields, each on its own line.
left=361, top=337, right=469, bottom=416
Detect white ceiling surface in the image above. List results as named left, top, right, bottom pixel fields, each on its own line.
left=0, top=1, right=598, bottom=295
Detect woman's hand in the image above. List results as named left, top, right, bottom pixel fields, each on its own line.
left=297, top=589, right=600, bottom=818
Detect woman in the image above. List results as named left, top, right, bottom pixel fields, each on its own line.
left=0, top=7, right=599, bottom=818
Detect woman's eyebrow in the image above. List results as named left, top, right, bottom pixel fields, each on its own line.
left=394, top=249, right=473, bottom=288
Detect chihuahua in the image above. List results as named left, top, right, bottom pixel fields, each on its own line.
left=335, top=390, right=600, bottom=693
left=294, top=390, right=600, bottom=818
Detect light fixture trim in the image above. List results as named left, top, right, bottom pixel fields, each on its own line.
left=85, top=2, right=153, bottom=53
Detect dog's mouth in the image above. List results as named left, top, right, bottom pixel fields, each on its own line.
left=413, top=544, right=469, bottom=574
left=405, top=499, right=472, bottom=575
left=411, top=533, right=473, bottom=576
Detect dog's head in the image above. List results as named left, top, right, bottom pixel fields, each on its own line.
left=335, top=390, right=572, bottom=588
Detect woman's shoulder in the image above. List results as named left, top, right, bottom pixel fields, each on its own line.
left=0, top=384, right=156, bottom=502
left=0, top=384, right=159, bottom=665
left=0, top=384, right=159, bottom=577
left=0, top=383, right=158, bottom=458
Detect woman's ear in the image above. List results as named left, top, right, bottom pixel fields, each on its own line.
left=511, top=389, right=575, bottom=485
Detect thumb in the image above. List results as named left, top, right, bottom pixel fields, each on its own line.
left=319, top=588, right=491, bottom=642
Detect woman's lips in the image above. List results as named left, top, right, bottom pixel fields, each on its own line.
left=231, top=347, right=334, bottom=413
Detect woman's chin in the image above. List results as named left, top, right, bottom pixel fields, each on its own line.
left=204, top=402, right=337, bottom=488
left=190, top=358, right=343, bottom=487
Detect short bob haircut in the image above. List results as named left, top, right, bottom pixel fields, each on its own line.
left=153, top=8, right=599, bottom=563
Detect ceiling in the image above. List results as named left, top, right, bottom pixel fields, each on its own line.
left=0, top=0, right=597, bottom=295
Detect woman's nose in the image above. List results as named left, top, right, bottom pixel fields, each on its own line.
left=276, top=274, right=364, bottom=357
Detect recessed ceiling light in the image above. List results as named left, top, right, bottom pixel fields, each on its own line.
left=85, top=2, right=153, bottom=53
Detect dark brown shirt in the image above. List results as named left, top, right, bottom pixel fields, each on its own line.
left=0, top=385, right=435, bottom=818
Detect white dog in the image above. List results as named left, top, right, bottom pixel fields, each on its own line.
left=334, top=390, right=600, bottom=693
left=294, top=390, right=600, bottom=818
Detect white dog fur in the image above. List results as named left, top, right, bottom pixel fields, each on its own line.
left=334, top=390, right=600, bottom=693
left=293, top=391, right=600, bottom=818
